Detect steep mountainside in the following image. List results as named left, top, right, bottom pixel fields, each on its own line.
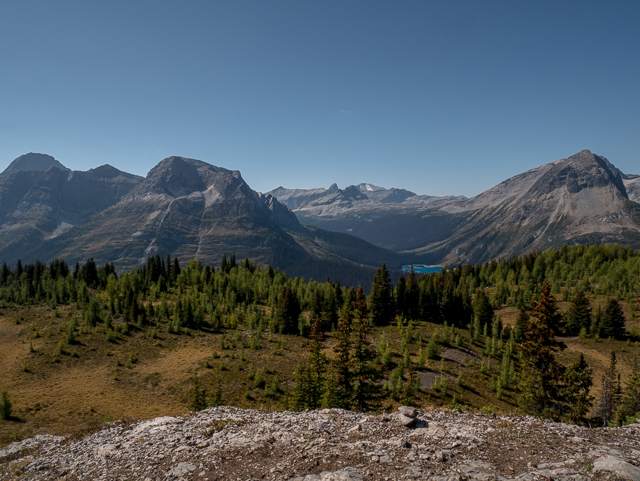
left=624, top=175, right=640, bottom=203
left=415, top=150, right=640, bottom=264
left=0, top=155, right=143, bottom=263
left=271, top=151, right=640, bottom=265
left=0, top=155, right=403, bottom=284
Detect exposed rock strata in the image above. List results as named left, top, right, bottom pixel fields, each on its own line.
left=1, top=406, right=639, bottom=480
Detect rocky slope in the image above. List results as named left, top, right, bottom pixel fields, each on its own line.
left=2, top=406, right=640, bottom=480
left=0, top=154, right=402, bottom=285
left=272, top=151, right=640, bottom=265
left=0, top=154, right=143, bottom=264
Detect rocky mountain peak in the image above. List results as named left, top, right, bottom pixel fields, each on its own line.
left=531, top=149, right=628, bottom=198
left=2, top=153, right=69, bottom=175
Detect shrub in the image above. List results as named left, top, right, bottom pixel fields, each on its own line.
left=0, top=390, right=12, bottom=420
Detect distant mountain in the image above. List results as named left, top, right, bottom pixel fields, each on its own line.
left=270, top=150, right=640, bottom=265
left=268, top=183, right=464, bottom=242
left=0, top=154, right=405, bottom=285
left=2, top=153, right=70, bottom=174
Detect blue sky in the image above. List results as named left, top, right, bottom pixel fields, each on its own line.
left=1, top=1, right=639, bottom=197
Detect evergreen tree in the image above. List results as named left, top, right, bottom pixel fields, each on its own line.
left=564, top=290, right=592, bottom=336
left=187, top=372, right=207, bottom=411
left=514, top=308, right=529, bottom=342
left=562, top=354, right=593, bottom=424
left=473, top=289, right=494, bottom=337
left=307, top=317, right=327, bottom=409
left=351, top=286, right=381, bottom=411
left=0, top=390, right=11, bottom=420
left=331, top=302, right=354, bottom=408
left=275, top=286, right=302, bottom=334
left=518, top=281, right=566, bottom=418
left=368, top=264, right=394, bottom=326
left=601, top=299, right=626, bottom=339
left=597, top=351, right=619, bottom=426
left=405, top=267, right=420, bottom=321
left=614, top=355, right=640, bottom=425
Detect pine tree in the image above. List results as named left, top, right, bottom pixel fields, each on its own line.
left=562, top=353, right=594, bottom=424
left=351, top=287, right=381, bottom=411
left=564, top=290, right=592, bottom=336
left=597, top=351, right=619, bottom=426
left=473, top=289, right=494, bottom=339
left=518, top=281, right=566, bottom=418
left=369, top=264, right=394, bottom=326
left=614, top=356, right=640, bottom=425
left=307, top=317, right=327, bottom=409
left=275, top=286, right=302, bottom=334
left=601, top=299, right=626, bottom=339
left=331, top=303, right=353, bottom=408
left=0, top=390, right=11, bottom=420
left=514, top=308, right=528, bottom=342
left=187, top=372, right=207, bottom=411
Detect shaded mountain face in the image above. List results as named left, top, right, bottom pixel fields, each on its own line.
left=271, top=150, right=640, bottom=265
left=0, top=155, right=402, bottom=286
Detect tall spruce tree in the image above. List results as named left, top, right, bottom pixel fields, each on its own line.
left=518, top=281, right=566, bottom=418
left=601, top=299, right=626, bottom=339
left=472, top=289, right=494, bottom=338
left=564, top=290, right=592, bottom=336
left=369, top=264, right=394, bottom=326
left=562, top=353, right=594, bottom=424
left=598, top=351, right=619, bottom=426
left=351, top=286, right=381, bottom=411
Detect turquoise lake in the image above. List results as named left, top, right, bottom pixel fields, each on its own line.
left=401, top=264, right=442, bottom=274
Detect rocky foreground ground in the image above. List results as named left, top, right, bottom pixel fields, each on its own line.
left=2, top=406, right=640, bottom=481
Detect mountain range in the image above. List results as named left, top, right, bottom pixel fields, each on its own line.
left=0, top=149, right=638, bottom=280
left=0, top=153, right=404, bottom=286
left=269, top=150, right=640, bottom=265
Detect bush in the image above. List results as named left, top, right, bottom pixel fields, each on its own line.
left=0, top=390, right=12, bottom=420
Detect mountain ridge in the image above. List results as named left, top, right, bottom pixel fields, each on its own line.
left=0, top=154, right=404, bottom=286
left=270, top=150, right=640, bottom=265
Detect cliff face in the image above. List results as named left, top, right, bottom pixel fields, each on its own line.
left=2, top=406, right=639, bottom=480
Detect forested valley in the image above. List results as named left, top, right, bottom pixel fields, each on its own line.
left=1, top=244, right=640, bottom=445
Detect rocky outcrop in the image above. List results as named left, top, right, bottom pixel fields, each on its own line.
left=2, top=406, right=639, bottom=480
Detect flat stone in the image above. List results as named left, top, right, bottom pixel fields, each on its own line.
left=166, top=462, right=196, bottom=476
left=593, top=455, right=640, bottom=480
left=398, top=406, right=417, bottom=418
left=398, top=413, right=417, bottom=427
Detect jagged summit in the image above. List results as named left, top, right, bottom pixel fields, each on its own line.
left=2, top=153, right=69, bottom=175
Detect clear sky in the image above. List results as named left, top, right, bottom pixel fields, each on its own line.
left=1, top=1, right=639, bottom=197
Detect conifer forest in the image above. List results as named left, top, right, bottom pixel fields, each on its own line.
left=1, top=244, right=640, bottom=444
